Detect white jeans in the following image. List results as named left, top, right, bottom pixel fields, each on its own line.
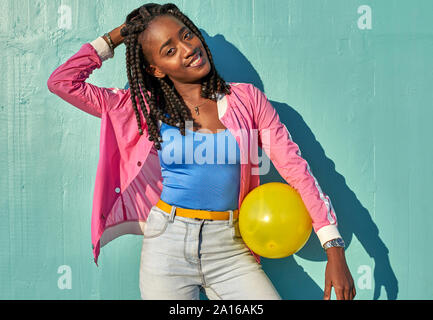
left=139, top=204, right=282, bottom=300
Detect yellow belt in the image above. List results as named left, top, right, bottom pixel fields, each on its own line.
left=156, top=199, right=239, bottom=220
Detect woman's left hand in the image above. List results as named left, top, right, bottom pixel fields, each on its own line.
left=323, top=247, right=356, bottom=300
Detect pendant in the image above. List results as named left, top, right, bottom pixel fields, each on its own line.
left=194, top=106, right=199, bottom=115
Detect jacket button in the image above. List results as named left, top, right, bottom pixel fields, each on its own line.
left=137, top=161, right=142, bottom=166
left=115, top=187, right=120, bottom=193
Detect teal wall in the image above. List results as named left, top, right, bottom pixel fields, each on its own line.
left=1, top=0, right=432, bottom=300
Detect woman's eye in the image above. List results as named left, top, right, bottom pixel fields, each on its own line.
left=185, top=31, right=193, bottom=39
left=166, top=32, right=193, bottom=55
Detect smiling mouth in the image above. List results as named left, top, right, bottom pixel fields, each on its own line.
left=187, top=51, right=204, bottom=67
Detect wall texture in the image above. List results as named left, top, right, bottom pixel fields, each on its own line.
left=1, top=0, right=432, bottom=299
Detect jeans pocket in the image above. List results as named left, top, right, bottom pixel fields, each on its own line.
left=143, top=207, right=169, bottom=239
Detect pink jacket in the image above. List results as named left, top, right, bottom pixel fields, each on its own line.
left=47, top=37, right=341, bottom=266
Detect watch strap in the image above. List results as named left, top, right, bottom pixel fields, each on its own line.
left=323, top=237, right=345, bottom=250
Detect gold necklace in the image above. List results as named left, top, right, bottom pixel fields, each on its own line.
left=171, top=82, right=208, bottom=115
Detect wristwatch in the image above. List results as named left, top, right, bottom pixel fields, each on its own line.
left=322, top=237, right=345, bottom=250
left=103, top=32, right=115, bottom=57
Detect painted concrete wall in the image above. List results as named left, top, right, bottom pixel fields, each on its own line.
left=1, top=0, right=432, bottom=299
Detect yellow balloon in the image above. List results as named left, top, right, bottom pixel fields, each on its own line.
left=239, top=182, right=312, bottom=258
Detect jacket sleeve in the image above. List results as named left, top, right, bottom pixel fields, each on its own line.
left=47, top=37, right=127, bottom=118
left=250, top=84, right=342, bottom=247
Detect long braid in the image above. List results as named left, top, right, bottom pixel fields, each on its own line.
left=120, top=3, right=231, bottom=150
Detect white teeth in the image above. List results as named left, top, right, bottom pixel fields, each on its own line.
left=189, top=53, right=201, bottom=67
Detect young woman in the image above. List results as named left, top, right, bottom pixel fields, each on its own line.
left=47, top=3, right=355, bottom=300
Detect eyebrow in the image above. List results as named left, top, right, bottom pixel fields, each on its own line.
left=159, top=26, right=188, bottom=55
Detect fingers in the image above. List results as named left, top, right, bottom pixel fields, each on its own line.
left=324, top=282, right=357, bottom=300
left=344, top=285, right=357, bottom=300
left=346, top=283, right=356, bottom=300
left=323, top=282, right=332, bottom=300
left=344, top=288, right=352, bottom=300
left=335, top=287, right=345, bottom=300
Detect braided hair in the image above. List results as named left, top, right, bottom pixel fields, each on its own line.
left=120, top=3, right=231, bottom=150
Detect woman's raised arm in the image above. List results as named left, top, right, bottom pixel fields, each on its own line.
left=47, top=24, right=128, bottom=118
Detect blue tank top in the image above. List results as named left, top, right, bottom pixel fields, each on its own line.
left=157, top=117, right=241, bottom=211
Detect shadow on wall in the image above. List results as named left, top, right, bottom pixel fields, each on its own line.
left=125, top=29, right=399, bottom=300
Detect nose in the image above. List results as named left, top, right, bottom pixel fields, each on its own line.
left=181, top=42, right=197, bottom=59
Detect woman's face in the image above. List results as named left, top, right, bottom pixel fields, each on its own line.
left=139, top=15, right=211, bottom=85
